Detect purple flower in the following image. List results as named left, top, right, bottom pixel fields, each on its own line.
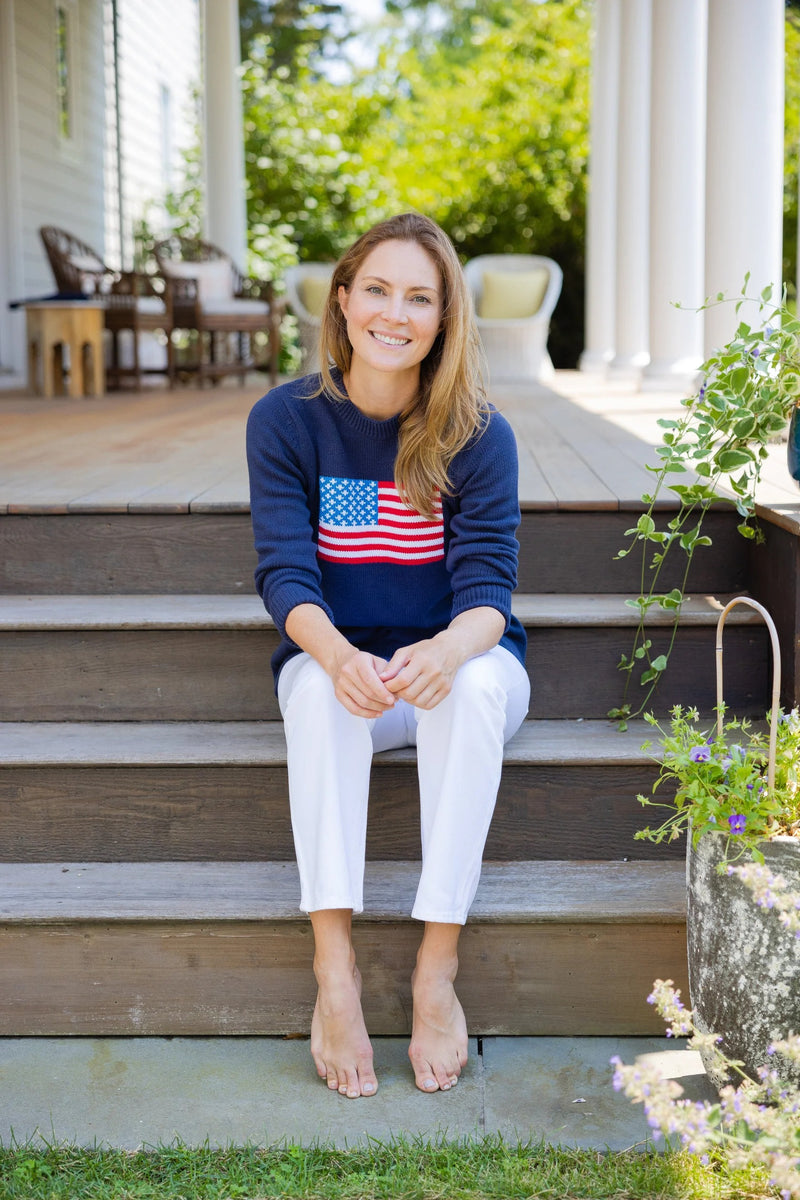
left=690, top=744, right=711, bottom=763
left=728, top=813, right=747, bottom=835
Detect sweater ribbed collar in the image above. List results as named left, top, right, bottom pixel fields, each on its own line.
left=326, top=369, right=403, bottom=441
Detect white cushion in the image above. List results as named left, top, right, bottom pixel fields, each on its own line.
left=163, top=259, right=233, bottom=305
left=135, top=296, right=166, bottom=315
left=202, top=298, right=270, bottom=317
left=68, top=252, right=106, bottom=274
left=478, top=268, right=549, bottom=319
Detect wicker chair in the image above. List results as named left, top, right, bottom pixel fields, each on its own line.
left=463, top=254, right=563, bottom=382
left=284, top=263, right=335, bottom=374
left=39, top=225, right=172, bottom=389
left=153, top=236, right=285, bottom=386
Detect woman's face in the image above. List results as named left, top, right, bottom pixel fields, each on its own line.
left=337, top=239, right=443, bottom=381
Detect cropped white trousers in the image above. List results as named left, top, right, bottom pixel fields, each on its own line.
left=277, top=643, right=530, bottom=925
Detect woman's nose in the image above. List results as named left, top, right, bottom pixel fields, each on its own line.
left=382, top=294, right=408, bottom=323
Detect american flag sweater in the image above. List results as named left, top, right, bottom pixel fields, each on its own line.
left=246, top=373, right=527, bottom=685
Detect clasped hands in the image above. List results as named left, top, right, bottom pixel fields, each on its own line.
left=331, top=636, right=459, bottom=718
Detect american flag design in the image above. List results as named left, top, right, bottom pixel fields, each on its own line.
left=317, top=476, right=445, bottom=565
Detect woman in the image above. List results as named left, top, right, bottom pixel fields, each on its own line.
left=246, top=212, right=529, bottom=1100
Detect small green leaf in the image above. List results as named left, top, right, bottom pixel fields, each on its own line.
left=733, top=414, right=757, bottom=438
left=715, top=448, right=753, bottom=471
left=651, top=655, right=668, bottom=671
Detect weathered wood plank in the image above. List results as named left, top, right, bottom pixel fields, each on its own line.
left=0, top=508, right=753, bottom=597
left=0, top=591, right=764, bottom=631
left=0, top=513, right=257, bottom=594
left=0, top=860, right=685, bottom=922
left=0, top=763, right=678, bottom=864
left=0, top=858, right=687, bottom=1035
left=0, top=620, right=769, bottom=721
left=0, top=919, right=687, bottom=1036
left=0, top=719, right=657, bottom=767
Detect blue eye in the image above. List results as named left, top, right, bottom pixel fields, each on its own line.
left=412, top=295, right=431, bottom=304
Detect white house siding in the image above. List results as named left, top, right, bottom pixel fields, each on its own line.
left=109, top=0, right=201, bottom=268
left=0, top=0, right=106, bottom=377
left=15, top=0, right=107, bottom=295
left=0, top=0, right=200, bottom=381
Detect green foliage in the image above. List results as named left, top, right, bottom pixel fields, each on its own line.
left=241, top=0, right=590, bottom=364
left=614, top=977, right=800, bottom=1197
left=0, top=1134, right=777, bottom=1199
left=612, top=286, right=800, bottom=725
left=635, top=704, right=800, bottom=864
left=239, top=0, right=350, bottom=80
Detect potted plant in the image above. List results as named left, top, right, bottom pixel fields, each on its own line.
left=635, top=597, right=800, bottom=1087
left=610, top=281, right=800, bottom=728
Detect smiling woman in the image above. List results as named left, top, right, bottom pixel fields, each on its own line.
left=335, top=240, right=443, bottom=417
left=246, top=212, right=529, bottom=1103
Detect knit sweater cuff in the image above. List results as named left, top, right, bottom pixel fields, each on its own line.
left=270, top=586, right=335, bottom=639
left=451, top=584, right=512, bottom=627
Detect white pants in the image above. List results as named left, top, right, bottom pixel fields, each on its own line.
left=277, top=643, right=530, bottom=924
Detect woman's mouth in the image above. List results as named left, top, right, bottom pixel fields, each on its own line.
left=370, top=331, right=411, bottom=346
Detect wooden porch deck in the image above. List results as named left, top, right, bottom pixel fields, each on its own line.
left=2, top=371, right=798, bottom=527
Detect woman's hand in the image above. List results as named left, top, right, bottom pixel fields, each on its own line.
left=380, top=607, right=506, bottom=710
left=379, top=637, right=458, bottom=710
left=330, top=646, right=396, bottom=718
left=285, top=603, right=395, bottom=718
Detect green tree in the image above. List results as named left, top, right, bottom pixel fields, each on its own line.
left=239, top=0, right=350, bottom=79
left=359, top=0, right=591, bottom=364
left=242, top=0, right=591, bottom=364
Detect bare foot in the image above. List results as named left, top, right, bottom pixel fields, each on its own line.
left=310, top=963, right=378, bottom=1098
left=408, top=963, right=468, bottom=1093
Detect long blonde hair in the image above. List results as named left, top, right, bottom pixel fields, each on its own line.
left=317, top=213, right=488, bottom=517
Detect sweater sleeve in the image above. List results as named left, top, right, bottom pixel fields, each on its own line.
left=246, top=389, right=334, bottom=638
left=446, top=410, right=521, bottom=627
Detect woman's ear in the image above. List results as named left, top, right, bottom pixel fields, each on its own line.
left=337, top=284, right=349, bottom=317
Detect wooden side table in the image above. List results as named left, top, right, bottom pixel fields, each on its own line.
left=26, top=301, right=105, bottom=398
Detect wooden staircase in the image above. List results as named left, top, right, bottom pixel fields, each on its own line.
left=0, top=491, right=786, bottom=1037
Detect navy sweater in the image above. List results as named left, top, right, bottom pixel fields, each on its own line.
left=246, top=373, right=527, bottom=685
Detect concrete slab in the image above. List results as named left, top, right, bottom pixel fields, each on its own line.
left=0, top=1037, right=482, bottom=1150
left=0, top=1035, right=718, bottom=1151
left=481, top=1036, right=718, bottom=1150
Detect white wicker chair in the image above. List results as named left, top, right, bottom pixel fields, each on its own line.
left=464, top=254, right=563, bottom=382
left=284, top=263, right=335, bottom=373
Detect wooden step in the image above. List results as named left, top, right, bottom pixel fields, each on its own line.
left=0, top=860, right=688, bottom=1037
left=0, top=719, right=681, bottom=863
left=0, top=593, right=770, bottom=721
left=0, top=508, right=750, bottom=596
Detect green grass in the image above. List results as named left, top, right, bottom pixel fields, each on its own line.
left=0, top=1137, right=776, bottom=1200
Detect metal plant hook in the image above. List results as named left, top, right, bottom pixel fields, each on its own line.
left=715, top=596, right=781, bottom=790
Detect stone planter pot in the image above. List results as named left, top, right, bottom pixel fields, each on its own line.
left=687, top=831, right=800, bottom=1088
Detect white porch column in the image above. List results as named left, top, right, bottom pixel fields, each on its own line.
left=644, top=0, right=706, bottom=385
left=704, top=0, right=784, bottom=356
left=580, top=0, right=620, bottom=374
left=611, top=0, right=651, bottom=372
left=202, top=0, right=248, bottom=269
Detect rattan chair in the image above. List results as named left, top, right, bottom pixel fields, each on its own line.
left=154, top=236, right=285, bottom=386
left=39, top=225, right=172, bottom=389
left=284, top=263, right=335, bottom=373
left=464, top=254, right=563, bottom=382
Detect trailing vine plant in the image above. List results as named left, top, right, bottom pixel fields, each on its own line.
left=609, top=281, right=800, bottom=730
